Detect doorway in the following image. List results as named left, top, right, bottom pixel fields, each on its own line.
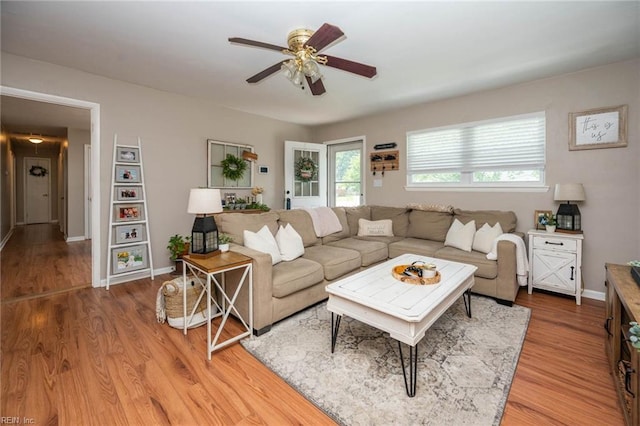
left=1, top=86, right=101, bottom=288
left=327, top=138, right=365, bottom=207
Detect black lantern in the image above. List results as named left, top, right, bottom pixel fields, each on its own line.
left=187, top=188, right=223, bottom=258
left=554, top=183, right=585, bottom=232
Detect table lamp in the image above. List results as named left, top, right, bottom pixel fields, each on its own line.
left=554, top=183, right=585, bottom=232
left=187, top=188, right=223, bottom=258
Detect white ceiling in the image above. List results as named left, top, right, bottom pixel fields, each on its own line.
left=1, top=1, right=639, bottom=127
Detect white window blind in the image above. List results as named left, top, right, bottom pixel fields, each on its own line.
left=407, top=112, right=546, bottom=175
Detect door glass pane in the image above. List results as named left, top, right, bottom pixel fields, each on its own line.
left=334, top=148, right=361, bottom=207
left=293, top=149, right=319, bottom=197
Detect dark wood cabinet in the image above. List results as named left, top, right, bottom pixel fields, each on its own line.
left=605, top=263, right=640, bottom=425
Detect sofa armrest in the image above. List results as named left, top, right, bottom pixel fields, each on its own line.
left=228, top=243, right=274, bottom=331
left=495, top=239, right=519, bottom=302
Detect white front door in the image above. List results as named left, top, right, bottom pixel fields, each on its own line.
left=25, top=157, right=51, bottom=224
left=284, top=141, right=327, bottom=209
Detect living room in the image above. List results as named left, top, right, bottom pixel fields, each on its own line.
left=1, top=2, right=639, bottom=424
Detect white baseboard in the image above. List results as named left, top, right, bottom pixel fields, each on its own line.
left=98, top=266, right=174, bottom=288
left=66, top=236, right=86, bottom=243
left=16, top=221, right=24, bottom=226
left=583, top=289, right=605, bottom=302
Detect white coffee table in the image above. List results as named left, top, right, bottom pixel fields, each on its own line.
left=326, top=253, right=477, bottom=397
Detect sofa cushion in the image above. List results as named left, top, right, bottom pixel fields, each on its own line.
left=472, top=222, right=504, bottom=254
left=303, top=245, right=361, bottom=280
left=217, top=212, right=279, bottom=245
left=388, top=238, right=445, bottom=258
left=357, top=218, right=394, bottom=237
left=434, top=246, right=498, bottom=279
left=326, top=237, right=388, bottom=267
left=345, top=206, right=371, bottom=236
left=243, top=226, right=282, bottom=265
left=321, top=208, right=351, bottom=244
left=275, top=224, right=305, bottom=261
left=276, top=209, right=319, bottom=247
left=453, top=209, right=517, bottom=233
left=444, top=219, right=476, bottom=252
left=407, top=210, right=453, bottom=242
left=272, top=257, right=325, bottom=298
left=371, top=206, right=410, bottom=237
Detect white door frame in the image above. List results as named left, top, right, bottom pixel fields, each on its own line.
left=24, top=157, right=52, bottom=223
left=325, top=136, right=367, bottom=207
left=84, top=144, right=92, bottom=239
left=1, top=86, right=101, bottom=287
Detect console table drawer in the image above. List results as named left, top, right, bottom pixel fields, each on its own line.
left=533, top=235, right=577, bottom=252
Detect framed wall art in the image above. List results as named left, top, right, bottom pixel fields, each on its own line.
left=114, top=204, right=144, bottom=222
left=116, top=186, right=141, bottom=201
left=111, top=244, right=148, bottom=275
left=569, top=105, right=628, bottom=151
left=114, top=224, right=145, bottom=244
left=116, top=147, right=140, bottom=163
left=115, top=165, right=141, bottom=183
left=534, top=210, right=552, bottom=230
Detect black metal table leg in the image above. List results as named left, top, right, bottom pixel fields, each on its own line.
left=398, top=341, right=418, bottom=397
left=331, top=313, right=342, bottom=353
left=463, top=289, right=472, bottom=318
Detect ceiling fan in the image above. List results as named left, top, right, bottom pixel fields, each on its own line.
left=229, top=23, right=377, bottom=96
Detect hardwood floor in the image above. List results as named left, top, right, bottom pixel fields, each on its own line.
left=1, top=224, right=91, bottom=302
left=0, top=225, right=625, bottom=425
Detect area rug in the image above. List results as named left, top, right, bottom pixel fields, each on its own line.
left=241, top=295, right=530, bottom=426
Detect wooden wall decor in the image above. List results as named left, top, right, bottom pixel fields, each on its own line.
left=370, top=150, right=399, bottom=176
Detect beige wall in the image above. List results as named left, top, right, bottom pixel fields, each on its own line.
left=312, top=59, right=640, bottom=294
left=1, top=52, right=312, bottom=279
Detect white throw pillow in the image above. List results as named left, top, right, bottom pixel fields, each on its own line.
left=276, top=223, right=305, bottom=261
left=357, top=218, right=394, bottom=237
left=243, top=225, right=282, bottom=265
left=472, top=222, right=504, bottom=254
left=444, top=219, right=476, bottom=252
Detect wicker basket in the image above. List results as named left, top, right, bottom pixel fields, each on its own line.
left=162, top=276, right=207, bottom=321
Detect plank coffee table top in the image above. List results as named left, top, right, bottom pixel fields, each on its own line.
left=326, top=253, right=477, bottom=346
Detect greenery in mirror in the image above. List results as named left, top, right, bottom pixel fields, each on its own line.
left=630, top=322, right=640, bottom=351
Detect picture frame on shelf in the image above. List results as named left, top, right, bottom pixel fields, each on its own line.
left=534, top=210, right=552, bottom=230
left=116, top=147, right=140, bottom=163
left=569, top=104, right=628, bottom=151
left=115, top=165, right=141, bottom=183
left=116, top=186, right=141, bottom=201
left=114, top=224, right=145, bottom=244
left=111, top=244, right=148, bottom=275
left=114, top=204, right=144, bottom=222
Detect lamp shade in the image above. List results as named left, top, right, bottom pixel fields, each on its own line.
left=187, top=188, right=223, bottom=214
left=554, top=183, right=585, bottom=202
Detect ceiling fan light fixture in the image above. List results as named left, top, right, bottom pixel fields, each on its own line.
left=302, top=59, right=323, bottom=83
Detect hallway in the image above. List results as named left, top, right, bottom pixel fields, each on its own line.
left=1, top=223, right=91, bottom=303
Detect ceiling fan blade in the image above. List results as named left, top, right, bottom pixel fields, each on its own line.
left=247, top=62, right=285, bottom=83
left=323, top=55, right=377, bottom=79
left=305, top=76, right=326, bottom=96
left=304, top=23, right=344, bottom=53
left=229, top=37, right=287, bottom=52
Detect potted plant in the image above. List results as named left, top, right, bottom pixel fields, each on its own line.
left=544, top=213, right=557, bottom=233
left=167, top=234, right=190, bottom=273
left=218, top=233, right=233, bottom=252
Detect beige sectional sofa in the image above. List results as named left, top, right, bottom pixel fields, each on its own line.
left=217, top=205, right=521, bottom=336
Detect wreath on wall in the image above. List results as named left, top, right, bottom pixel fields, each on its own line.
left=29, top=165, right=48, bottom=177
left=295, top=157, right=318, bottom=182
left=221, top=154, right=247, bottom=181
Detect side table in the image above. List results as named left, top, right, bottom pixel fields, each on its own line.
left=527, top=229, right=583, bottom=305
left=182, top=252, right=253, bottom=360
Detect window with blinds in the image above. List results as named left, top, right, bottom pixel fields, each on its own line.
left=406, top=112, right=546, bottom=188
